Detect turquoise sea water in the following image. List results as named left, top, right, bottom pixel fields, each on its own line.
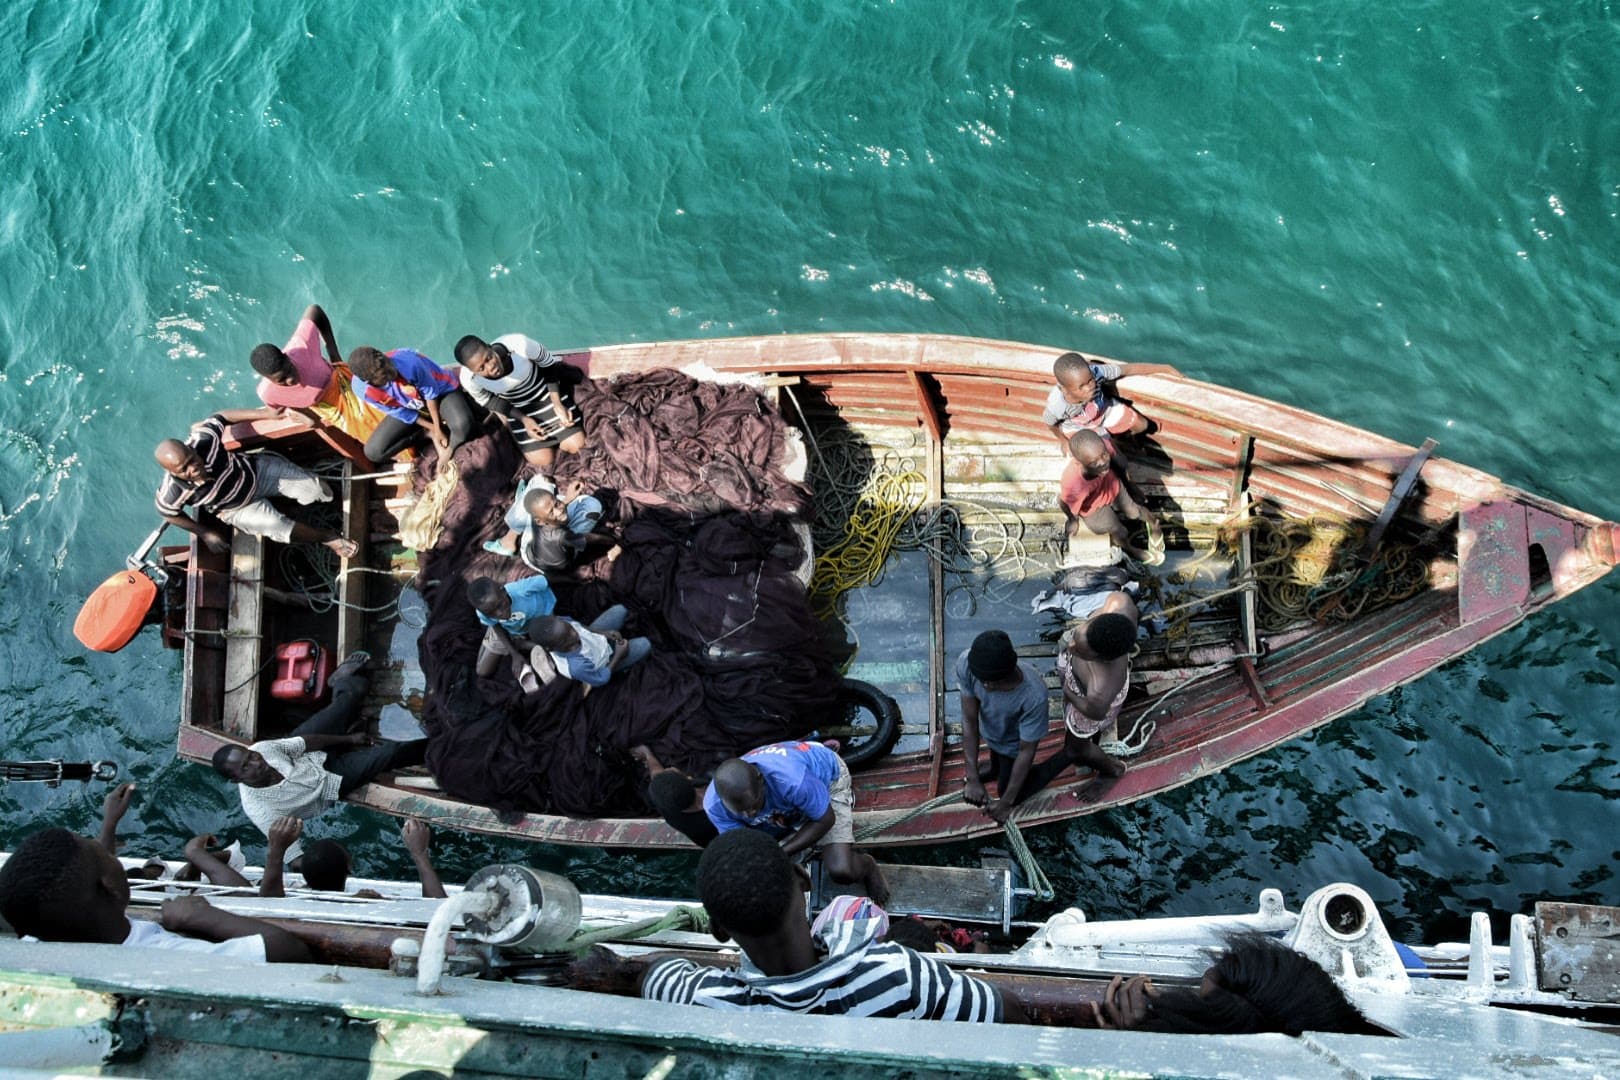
left=2, top=1, right=1615, bottom=941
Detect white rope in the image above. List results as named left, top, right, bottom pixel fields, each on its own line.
left=1100, top=716, right=1157, bottom=759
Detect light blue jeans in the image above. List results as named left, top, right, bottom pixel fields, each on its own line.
left=589, top=604, right=652, bottom=670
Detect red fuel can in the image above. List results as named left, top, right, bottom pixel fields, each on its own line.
left=269, top=641, right=335, bottom=703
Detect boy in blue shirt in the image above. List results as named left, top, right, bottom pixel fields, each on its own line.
left=469, top=574, right=558, bottom=694
left=704, top=740, right=889, bottom=904
left=349, top=345, right=476, bottom=462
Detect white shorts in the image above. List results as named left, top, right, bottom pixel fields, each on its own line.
left=214, top=453, right=331, bottom=543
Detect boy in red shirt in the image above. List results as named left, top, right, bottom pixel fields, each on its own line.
left=1060, top=430, right=1163, bottom=565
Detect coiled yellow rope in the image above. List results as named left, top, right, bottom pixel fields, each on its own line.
left=807, top=430, right=1042, bottom=620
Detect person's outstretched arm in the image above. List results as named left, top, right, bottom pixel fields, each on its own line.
left=259, top=817, right=302, bottom=898
left=401, top=820, right=448, bottom=899
left=183, top=834, right=251, bottom=888
left=158, top=509, right=230, bottom=554
left=1116, top=362, right=1181, bottom=378
left=304, top=304, right=340, bottom=367
left=781, top=804, right=836, bottom=855
left=986, top=740, right=1039, bottom=823
left=960, top=695, right=988, bottom=806
left=563, top=944, right=655, bottom=997
left=160, top=895, right=312, bottom=964
left=98, top=782, right=136, bottom=855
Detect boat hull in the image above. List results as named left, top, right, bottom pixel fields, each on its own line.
left=172, top=333, right=1617, bottom=849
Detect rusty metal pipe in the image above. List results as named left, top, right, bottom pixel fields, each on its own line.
left=252, top=920, right=1113, bottom=1026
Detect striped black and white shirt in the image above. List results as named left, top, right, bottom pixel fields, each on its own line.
left=458, top=332, right=580, bottom=438
left=641, top=903, right=1003, bottom=1021
left=154, top=414, right=258, bottom=515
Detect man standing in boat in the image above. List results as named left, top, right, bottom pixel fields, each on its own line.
left=247, top=303, right=381, bottom=455
left=153, top=410, right=358, bottom=558
left=454, top=333, right=588, bottom=469
left=704, top=739, right=889, bottom=905
left=958, top=629, right=1058, bottom=822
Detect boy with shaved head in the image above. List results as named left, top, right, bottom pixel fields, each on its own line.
left=1061, top=429, right=1163, bottom=565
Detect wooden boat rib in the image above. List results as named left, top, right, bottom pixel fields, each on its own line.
left=171, top=333, right=1618, bottom=849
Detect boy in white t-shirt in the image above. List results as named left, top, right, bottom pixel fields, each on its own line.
left=0, top=827, right=308, bottom=964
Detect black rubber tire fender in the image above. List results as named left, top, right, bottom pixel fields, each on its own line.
left=832, top=678, right=902, bottom=771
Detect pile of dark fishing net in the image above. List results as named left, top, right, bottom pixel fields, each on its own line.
left=414, top=368, right=838, bottom=817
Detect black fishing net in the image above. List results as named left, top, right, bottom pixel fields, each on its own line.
left=414, top=368, right=835, bottom=817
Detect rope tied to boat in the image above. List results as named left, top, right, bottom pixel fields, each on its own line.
left=563, top=904, right=711, bottom=951
left=1141, top=511, right=1432, bottom=663
left=853, top=793, right=1056, bottom=903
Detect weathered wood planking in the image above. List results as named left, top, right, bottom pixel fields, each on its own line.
left=336, top=465, right=370, bottom=660
left=220, top=532, right=266, bottom=740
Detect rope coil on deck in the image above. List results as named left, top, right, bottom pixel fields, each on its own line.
left=1142, top=512, right=1433, bottom=663
left=806, top=429, right=1043, bottom=621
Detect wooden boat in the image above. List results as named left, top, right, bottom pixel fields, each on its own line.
left=164, top=333, right=1619, bottom=849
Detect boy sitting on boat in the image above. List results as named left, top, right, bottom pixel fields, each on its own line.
left=248, top=303, right=382, bottom=454
left=526, top=606, right=653, bottom=693
left=453, top=332, right=588, bottom=469
left=577, top=829, right=1023, bottom=1022
left=1043, top=349, right=1178, bottom=443
left=484, top=476, right=617, bottom=572
left=704, top=739, right=889, bottom=905
left=348, top=345, right=476, bottom=463
left=154, top=410, right=359, bottom=559
left=0, top=804, right=309, bottom=963
left=470, top=574, right=561, bottom=694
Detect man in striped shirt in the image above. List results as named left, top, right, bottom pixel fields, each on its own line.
left=573, top=829, right=1022, bottom=1022
left=154, top=410, right=357, bottom=557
